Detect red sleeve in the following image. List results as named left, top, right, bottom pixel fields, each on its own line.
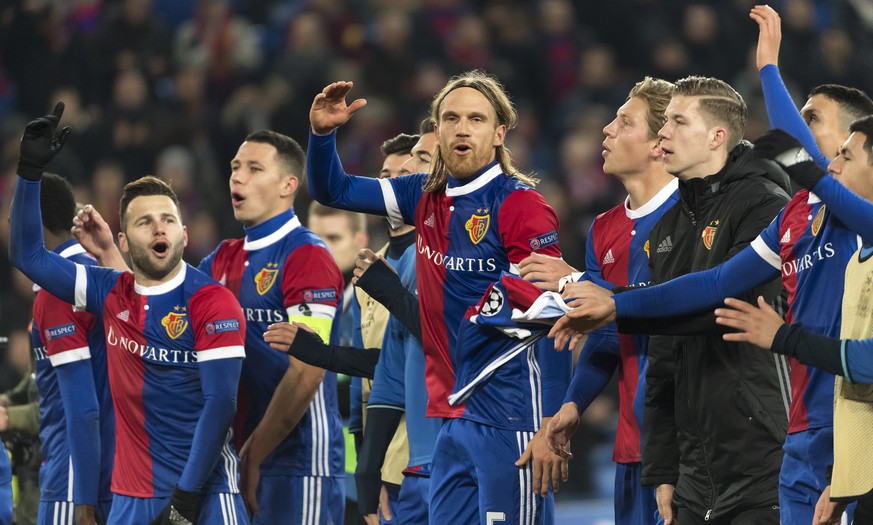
left=34, top=290, right=96, bottom=367
left=281, top=244, right=344, bottom=311
left=188, top=284, right=247, bottom=362
left=498, top=189, right=562, bottom=264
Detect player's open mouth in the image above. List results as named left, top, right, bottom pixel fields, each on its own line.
left=661, top=147, right=673, bottom=157
left=453, top=144, right=472, bottom=155
left=152, top=241, right=169, bottom=257
left=231, top=192, right=245, bottom=206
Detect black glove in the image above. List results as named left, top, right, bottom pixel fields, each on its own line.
left=753, top=128, right=824, bottom=190
left=149, top=487, right=201, bottom=525
left=18, top=101, right=71, bottom=181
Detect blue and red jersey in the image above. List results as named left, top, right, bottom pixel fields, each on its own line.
left=307, top=131, right=565, bottom=419
left=199, top=209, right=345, bottom=477
left=751, top=191, right=858, bottom=433
left=76, top=264, right=246, bottom=497
left=31, top=240, right=114, bottom=503
left=570, top=181, right=678, bottom=463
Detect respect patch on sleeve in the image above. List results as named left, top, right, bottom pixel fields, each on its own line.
left=205, top=319, right=241, bottom=335
left=45, top=323, right=77, bottom=341
left=528, top=231, right=559, bottom=251
left=302, top=288, right=338, bottom=303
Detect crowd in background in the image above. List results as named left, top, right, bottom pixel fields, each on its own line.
left=0, top=0, right=871, bottom=502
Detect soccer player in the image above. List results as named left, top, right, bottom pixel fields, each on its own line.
left=306, top=73, right=568, bottom=523
left=30, top=174, right=114, bottom=525
left=9, top=103, right=248, bottom=525
left=713, top=116, right=873, bottom=524
left=198, top=130, right=345, bottom=524
left=525, top=77, right=678, bottom=525
left=73, top=131, right=347, bottom=523
left=553, top=76, right=792, bottom=524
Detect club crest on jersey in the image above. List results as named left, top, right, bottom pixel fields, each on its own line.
left=465, top=209, right=490, bottom=245
left=162, top=306, right=188, bottom=339
left=811, top=205, right=826, bottom=237
left=644, top=240, right=650, bottom=258
left=702, top=220, right=719, bottom=250
left=255, top=262, right=279, bottom=295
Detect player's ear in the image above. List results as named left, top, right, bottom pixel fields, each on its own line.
left=118, top=231, right=129, bottom=253
left=182, top=225, right=188, bottom=248
left=280, top=174, right=298, bottom=198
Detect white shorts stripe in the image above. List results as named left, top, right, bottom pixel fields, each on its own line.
left=314, top=477, right=323, bottom=525
left=219, top=493, right=229, bottom=525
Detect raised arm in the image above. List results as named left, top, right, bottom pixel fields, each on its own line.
left=751, top=5, right=831, bottom=170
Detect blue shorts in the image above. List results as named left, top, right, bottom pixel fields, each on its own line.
left=614, top=463, right=661, bottom=525
left=252, top=475, right=344, bottom=525
left=395, top=470, right=430, bottom=525
left=108, top=493, right=248, bottom=525
left=429, top=418, right=553, bottom=524
left=780, top=428, right=853, bottom=525
left=38, top=499, right=112, bottom=525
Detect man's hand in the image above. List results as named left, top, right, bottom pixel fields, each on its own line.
left=148, top=487, right=200, bottom=525
left=264, top=321, right=314, bottom=353
left=518, top=253, right=576, bottom=291
left=656, top=484, right=678, bottom=525
left=548, top=293, right=617, bottom=350
left=362, top=484, right=393, bottom=524
left=0, top=406, right=8, bottom=432
left=19, top=101, right=71, bottom=181
left=813, top=485, right=848, bottom=525
left=353, top=248, right=394, bottom=285
left=72, top=205, right=116, bottom=259
left=514, top=420, right=569, bottom=497
left=75, top=504, right=99, bottom=525
left=561, top=280, right=613, bottom=308
left=545, top=402, right=580, bottom=459
left=309, top=82, right=367, bottom=136
left=239, top=439, right=261, bottom=517
left=714, top=296, right=784, bottom=350
left=750, top=4, right=781, bottom=70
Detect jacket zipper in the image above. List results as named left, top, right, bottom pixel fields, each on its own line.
left=683, top=345, right=717, bottom=518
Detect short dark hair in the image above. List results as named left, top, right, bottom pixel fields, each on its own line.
left=675, top=76, right=747, bottom=148
left=809, top=84, right=873, bottom=128
left=419, top=117, right=435, bottom=134
left=40, top=173, right=76, bottom=235
left=380, top=133, right=419, bottom=157
left=243, top=130, right=305, bottom=177
left=119, top=176, right=181, bottom=230
left=849, top=115, right=873, bottom=165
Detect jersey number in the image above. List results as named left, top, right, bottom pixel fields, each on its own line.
left=486, top=512, right=506, bottom=524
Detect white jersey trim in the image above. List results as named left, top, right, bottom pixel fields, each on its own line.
left=197, top=345, right=246, bottom=362
left=378, top=178, right=405, bottom=230
left=74, top=264, right=88, bottom=311
left=751, top=236, right=781, bottom=270
left=134, top=264, right=186, bottom=296
left=448, top=333, right=544, bottom=406
left=58, top=243, right=88, bottom=259
left=445, top=164, right=503, bottom=197
left=49, top=346, right=92, bottom=367
left=244, top=215, right=302, bottom=251
left=625, top=178, right=679, bottom=219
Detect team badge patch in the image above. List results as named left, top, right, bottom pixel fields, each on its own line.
left=465, top=209, right=490, bottom=245
left=702, top=220, right=719, bottom=250
left=644, top=240, right=650, bottom=258
left=162, top=306, right=188, bottom=339
left=811, top=205, right=826, bottom=237
left=479, top=286, right=505, bottom=317
left=255, top=263, right=279, bottom=295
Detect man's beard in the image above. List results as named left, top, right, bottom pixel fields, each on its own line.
left=128, top=241, right=184, bottom=282
left=444, top=149, right=486, bottom=179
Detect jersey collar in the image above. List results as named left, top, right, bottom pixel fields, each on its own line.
left=244, top=209, right=301, bottom=251
left=625, top=178, right=679, bottom=219
left=134, top=263, right=187, bottom=296
left=445, top=161, right=503, bottom=197
left=808, top=192, right=821, bottom=204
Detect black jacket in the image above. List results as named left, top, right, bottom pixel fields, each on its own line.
left=623, top=142, right=792, bottom=519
